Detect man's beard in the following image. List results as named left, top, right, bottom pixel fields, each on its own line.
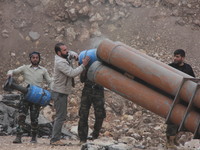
left=31, top=61, right=40, bottom=66
left=61, top=53, right=68, bottom=59
left=174, top=60, right=182, bottom=65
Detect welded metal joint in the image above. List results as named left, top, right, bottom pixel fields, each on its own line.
left=165, top=77, right=190, bottom=124
left=165, top=78, right=199, bottom=124
left=178, top=82, right=200, bottom=132
left=194, top=113, right=200, bottom=139
left=165, top=77, right=200, bottom=138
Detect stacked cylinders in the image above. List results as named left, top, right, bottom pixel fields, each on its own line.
left=87, top=61, right=200, bottom=134
left=97, top=39, right=200, bottom=108
left=87, top=39, right=200, bottom=136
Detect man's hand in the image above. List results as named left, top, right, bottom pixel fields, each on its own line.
left=82, top=56, right=90, bottom=67
left=69, top=51, right=79, bottom=61
left=74, top=54, right=78, bottom=61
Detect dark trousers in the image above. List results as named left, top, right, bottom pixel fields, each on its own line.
left=166, top=124, right=178, bottom=136
left=16, top=97, right=40, bottom=134
left=50, top=91, right=68, bottom=143
left=78, top=88, right=106, bottom=141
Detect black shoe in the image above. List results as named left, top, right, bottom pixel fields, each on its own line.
left=87, top=136, right=93, bottom=140
left=13, top=135, right=22, bottom=143
left=30, top=133, right=37, bottom=143
left=87, top=135, right=98, bottom=140
left=30, top=137, right=37, bottom=143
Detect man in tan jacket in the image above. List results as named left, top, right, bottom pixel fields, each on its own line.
left=7, top=51, right=52, bottom=144
left=50, top=43, right=90, bottom=146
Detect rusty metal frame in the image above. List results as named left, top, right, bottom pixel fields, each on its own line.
left=178, top=83, right=200, bottom=130
left=194, top=115, right=200, bottom=139
left=166, top=77, right=200, bottom=138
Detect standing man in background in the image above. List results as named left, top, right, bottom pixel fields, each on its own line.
left=7, top=51, right=52, bottom=144
left=166, top=49, right=195, bottom=149
left=168, top=49, right=195, bottom=77
left=50, top=43, right=90, bottom=146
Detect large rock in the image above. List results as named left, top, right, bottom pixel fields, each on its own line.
left=90, top=22, right=102, bottom=37
left=55, top=34, right=64, bottom=42
left=118, top=136, right=136, bottom=145
left=81, top=140, right=134, bottom=150
left=65, top=27, right=77, bottom=42
left=0, top=102, right=17, bottom=135
left=67, top=8, right=78, bottom=21
left=78, top=28, right=90, bottom=42
left=56, top=26, right=65, bottom=34
left=115, top=0, right=127, bottom=7
left=128, top=0, right=142, bottom=8
left=1, top=29, right=9, bottom=38
left=28, top=31, right=40, bottom=41
left=41, top=105, right=55, bottom=122
left=78, top=6, right=90, bottom=16
left=89, top=0, right=102, bottom=6
left=1, top=94, right=20, bottom=108
left=64, top=1, right=75, bottom=8
left=89, top=13, right=103, bottom=22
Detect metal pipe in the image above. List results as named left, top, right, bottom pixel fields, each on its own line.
left=97, top=40, right=200, bottom=108
left=115, top=41, right=191, bottom=78
left=11, top=82, right=28, bottom=94
left=3, top=77, right=28, bottom=93
left=87, top=61, right=200, bottom=135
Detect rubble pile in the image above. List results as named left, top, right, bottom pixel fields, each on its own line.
left=0, top=94, right=75, bottom=139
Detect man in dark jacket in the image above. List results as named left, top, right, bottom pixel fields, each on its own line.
left=78, top=68, right=106, bottom=144
left=168, top=49, right=195, bottom=77
left=166, top=49, right=195, bottom=149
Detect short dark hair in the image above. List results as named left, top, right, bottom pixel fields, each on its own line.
left=29, top=51, right=41, bottom=59
left=55, top=43, right=65, bottom=54
left=174, top=49, right=185, bottom=57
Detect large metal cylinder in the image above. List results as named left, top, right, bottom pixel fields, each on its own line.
left=87, top=61, right=200, bottom=135
left=3, top=77, right=51, bottom=106
left=115, top=41, right=191, bottom=78
left=97, top=40, right=200, bottom=108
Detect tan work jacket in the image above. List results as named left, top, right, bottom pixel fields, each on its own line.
left=51, top=53, right=85, bottom=94
left=7, top=64, right=52, bottom=87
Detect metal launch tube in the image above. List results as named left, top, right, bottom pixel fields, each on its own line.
left=87, top=61, right=200, bottom=135
left=115, top=41, right=191, bottom=78
left=97, top=40, right=200, bottom=109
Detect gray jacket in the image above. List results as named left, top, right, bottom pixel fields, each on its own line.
left=51, top=52, right=85, bottom=94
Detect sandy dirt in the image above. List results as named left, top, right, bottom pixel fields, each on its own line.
left=0, top=136, right=82, bottom=150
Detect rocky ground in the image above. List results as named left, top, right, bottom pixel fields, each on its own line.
left=1, top=0, right=200, bottom=150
